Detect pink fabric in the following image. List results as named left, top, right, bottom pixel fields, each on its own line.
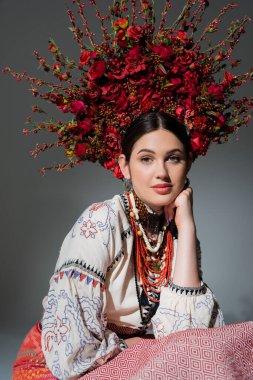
left=13, top=322, right=253, bottom=380
left=84, top=322, right=253, bottom=380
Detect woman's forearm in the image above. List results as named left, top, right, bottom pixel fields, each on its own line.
left=172, top=221, right=201, bottom=288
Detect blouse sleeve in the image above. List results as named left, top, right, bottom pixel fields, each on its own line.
left=41, top=201, right=124, bottom=380
left=151, top=240, right=225, bottom=338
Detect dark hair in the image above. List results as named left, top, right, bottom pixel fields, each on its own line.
left=121, top=111, right=191, bottom=161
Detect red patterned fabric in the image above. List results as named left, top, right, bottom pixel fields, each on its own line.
left=13, top=322, right=253, bottom=380
left=13, top=322, right=56, bottom=380
left=107, top=322, right=142, bottom=337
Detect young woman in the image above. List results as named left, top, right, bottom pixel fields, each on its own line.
left=13, top=112, right=228, bottom=379
left=10, top=1, right=253, bottom=377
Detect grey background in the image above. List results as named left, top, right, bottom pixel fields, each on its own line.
left=1, top=0, right=253, bottom=378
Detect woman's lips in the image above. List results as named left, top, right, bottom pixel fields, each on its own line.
left=151, top=184, right=172, bottom=195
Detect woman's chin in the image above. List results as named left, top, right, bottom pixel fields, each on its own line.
left=147, top=197, right=175, bottom=213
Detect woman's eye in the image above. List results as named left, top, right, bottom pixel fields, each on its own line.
left=141, top=156, right=152, bottom=163
left=168, top=155, right=180, bottom=163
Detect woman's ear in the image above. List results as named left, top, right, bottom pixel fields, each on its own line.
left=118, top=154, right=131, bottom=179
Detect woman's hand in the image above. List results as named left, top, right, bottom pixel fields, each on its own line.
left=167, top=187, right=195, bottom=230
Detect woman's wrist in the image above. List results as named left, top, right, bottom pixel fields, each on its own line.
left=176, top=217, right=196, bottom=233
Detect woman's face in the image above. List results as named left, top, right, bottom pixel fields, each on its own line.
left=119, top=128, right=191, bottom=212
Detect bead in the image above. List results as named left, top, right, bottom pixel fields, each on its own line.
left=137, top=230, right=143, bottom=236
left=130, top=211, right=135, bottom=218
left=151, top=234, right=157, bottom=241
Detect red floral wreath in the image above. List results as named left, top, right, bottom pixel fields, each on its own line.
left=4, top=0, right=253, bottom=178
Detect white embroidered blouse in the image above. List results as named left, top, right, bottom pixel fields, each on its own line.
left=41, top=194, right=224, bottom=380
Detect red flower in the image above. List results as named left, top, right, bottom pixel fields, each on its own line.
left=86, top=82, right=101, bottom=100
left=176, top=31, right=188, bottom=44
left=113, top=18, right=128, bottom=30
left=74, top=142, right=87, bottom=158
left=105, top=127, right=121, bottom=149
left=80, top=50, right=96, bottom=66
left=102, top=84, right=117, bottom=100
left=107, top=67, right=127, bottom=80
left=115, top=29, right=127, bottom=48
left=152, top=45, right=174, bottom=60
left=141, top=91, right=161, bottom=111
left=126, top=62, right=146, bottom=76
left=140, top=1, right=149, bottom=10
left=126, top=46, right=142, bottom=62
left=190, top=131, right=209, bottom=155
left=78, top=119, right=93, bottom=134
left=115, top=89, right=129, bottom=111
left=53, top=63, right=61, bottom=71
left=175, top=106, right=185, bottom=118
left=114, top=165, right=124, bottom=179
left=166, top=78, right=182, bottom=91
left=104, top=158, right=116, bottom=170
left=214, top=52, right=225, bottom=61
left=88, top=60, right=106, bottom=80
left=176, top=51, right=194, bottom=67
left=208, top=84, right=224, bottom=100
left=223, top=72, right=236, bottom=87
left=178, top=71, right=199, bottom=96
left=48, top=43, right=57, bottom=53
left=185, top=97, right=195, bottom=111
left=70, top=100, right=87, bottom=115
left=126, top=26, right=142, bottom=41
left=193, top=116, right=208, bottom=132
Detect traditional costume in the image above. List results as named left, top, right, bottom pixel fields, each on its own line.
left=13, top=194, right=253, bottom=379
left=7, top=0, right=253, bottom=379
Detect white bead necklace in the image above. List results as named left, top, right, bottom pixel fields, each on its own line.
left=129, top=192, right=166, bottom=254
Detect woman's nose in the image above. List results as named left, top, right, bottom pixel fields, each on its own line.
left=155, top=161, right=169, bottom=180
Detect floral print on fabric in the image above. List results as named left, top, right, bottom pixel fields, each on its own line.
left=41, top=272, right=122, bottom=380
left=152, top=286, right=224, bottom=338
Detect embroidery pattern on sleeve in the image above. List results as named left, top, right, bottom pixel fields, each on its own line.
left=152, top=289, right=220, bottom=336
left=71, top=200, right=117, bottom=247
left=42, top=276, right=119, bottom=378
left=80, top=219, right=98, bottom=239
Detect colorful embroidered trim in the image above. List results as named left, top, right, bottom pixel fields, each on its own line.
left=56, top=259, right=106, bottom=282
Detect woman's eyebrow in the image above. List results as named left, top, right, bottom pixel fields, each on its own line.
left=137, top=148, right=155, bottom=154
left=137, top=148, right=183, bottom=154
